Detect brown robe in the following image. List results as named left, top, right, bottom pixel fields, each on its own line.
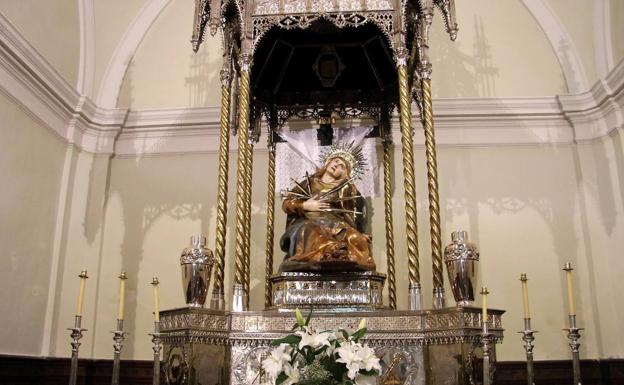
left=279, top=176, right=375, bottom=272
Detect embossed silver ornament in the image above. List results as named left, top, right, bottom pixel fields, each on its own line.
left=180, top=235, right=214, bottom=307
left=444, top=230, right=479, bottom=305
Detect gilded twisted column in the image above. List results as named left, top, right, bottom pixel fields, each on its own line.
left=243, top=135, right=254, bottom=308
left=211, top=67, right=232, bottom=309
left=264, top=144, right=276, bottom=308
left=396, top=48, right=421, bottom=291
left=232, top=54, right=252, bottom=310
left=421, top=78, right=445, bottom=307
left=382, top=138, right=397, bottom=310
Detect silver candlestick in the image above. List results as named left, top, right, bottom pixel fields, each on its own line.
left=150, top=321, right=162, bottom=385
left=481, top=319, right=493, bottom=385
left=519, top=317, right=537, bottom=385
left=564, top=314, right=583, bottom=385
left=480, top=287, right=493, bottom=385
left=67, top=315, right=87, bottom=385
left=111, top=319, right=127, bottom=385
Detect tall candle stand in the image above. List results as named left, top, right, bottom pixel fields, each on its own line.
left=150, top=320, right=162, bottom=385
left=67, top=315, right=87, bottom=385
left=481, top=321, right=493, bottom=385
left=111, top=319, right=127, bottom=385
left=563, top=262, right=583, bottom=385
left=564, top=313, right=583, bottom=385
left=480, top=287, right=493, bottom=385
left=519, top=317, right=536, bottom=385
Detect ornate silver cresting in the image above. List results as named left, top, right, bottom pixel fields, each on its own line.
left=111, top=318, right=127, bottom=385
left=67, top=315, right=86, bottom=385
left=563, top=263, right=583, bottom=385
left=150, top=321, right=162, bottom=385
left=180, top=235, right=214, bottom=308
left=444, top=231, right=479, bottom=305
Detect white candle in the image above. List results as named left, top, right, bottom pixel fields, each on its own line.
left=117, top=272, right=127, bottom=320
left=563, top=263, right=576, bottom=316
left=76, top=270, right=88, bottom=316
left=481, top=287, right=489, bottom=325
left=151, top=277, right=160, bottom=322
left=520, top=273, right=530, bottom=319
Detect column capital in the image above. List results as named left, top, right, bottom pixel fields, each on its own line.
left=239, top=53, right=252, bottom=72
left=394, top=47, right=409, bottom=67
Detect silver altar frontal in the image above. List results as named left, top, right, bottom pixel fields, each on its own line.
left=160, top=307, right=504, bottom=385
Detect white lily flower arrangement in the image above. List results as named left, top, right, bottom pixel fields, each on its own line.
left=260, top=309, right=381, bottom=385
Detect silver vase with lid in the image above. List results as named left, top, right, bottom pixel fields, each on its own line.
left=180, top=234, right=214, bottom=308
left=444, top=230, right=479, bottom=305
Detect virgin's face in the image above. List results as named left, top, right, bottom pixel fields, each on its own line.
left=325, top=157, right=348, bottom=180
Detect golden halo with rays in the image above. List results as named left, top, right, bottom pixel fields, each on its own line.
left=319, top=141, right=368, bottom=180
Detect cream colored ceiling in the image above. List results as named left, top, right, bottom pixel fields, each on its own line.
left=0, top=0, right=621, bottom=109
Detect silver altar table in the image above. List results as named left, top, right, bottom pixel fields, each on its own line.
left=160, top=306, right=504, bottom=385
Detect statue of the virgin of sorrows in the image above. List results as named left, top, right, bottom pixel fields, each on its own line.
left=279, top=143, right=375, bottom=272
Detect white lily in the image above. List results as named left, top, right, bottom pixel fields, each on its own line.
left=335, top=341, right=363, bottom=380
left=282, top=362, right=301, bottom=385
left=261, top=343, right=292, bottom=379
left=295, top=327, right=334, bottom=350
left=355, top=344, right=381, bottom=372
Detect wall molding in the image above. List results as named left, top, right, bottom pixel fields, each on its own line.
left=593, top=0, right=615, bottom=79
left=96, top=0, right=172, bottom=108
left=77, top=0, right=95, bottom=97
left=522, top=0, right=589, bottom=93
left=0, top=12, right=622, bottom=156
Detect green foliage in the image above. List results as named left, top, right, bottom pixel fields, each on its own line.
left=271, top=334, right=302, bottom=346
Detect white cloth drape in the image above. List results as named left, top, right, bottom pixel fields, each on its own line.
left=275, top=127, right=380, bottom=197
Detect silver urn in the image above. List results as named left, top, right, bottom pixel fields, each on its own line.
left=444, top=230, right=479, bottom=306
left=180, top=235, right=214, bottom=308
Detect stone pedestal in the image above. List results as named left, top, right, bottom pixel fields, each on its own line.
left=160, top=307, right=504, bottom=385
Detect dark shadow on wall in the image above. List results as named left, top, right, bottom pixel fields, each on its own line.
left=109, top=152, right=215, bottom=358
left=473, top=15, right=498, bottom=98
left=186, top=45, right=220, bottom=107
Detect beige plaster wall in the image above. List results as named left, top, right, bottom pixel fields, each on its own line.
left=48, top=150, right=115, bottom=358
left=0, top=0, right=80, bottom=88
left=69, top=133, right=624, bottom=361
left=0, top=91, right=66, bottom=356
left=92, top=0, right=148, bottom=100
left=612, top=0, right=624, bottom=64
left=431, top=0, right=567, bottom=98
left=574, top=131, right=624, bottom=358
left=117, top=0, right=222, bottom=109
left=546, top=0, right=597, bottom=84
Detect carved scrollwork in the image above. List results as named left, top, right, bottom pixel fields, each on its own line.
left=251, top=12, right=395, bottom=54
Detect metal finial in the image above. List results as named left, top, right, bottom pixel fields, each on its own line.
left=520, top=273, right=527, bottom=282
left=563, top=262, right=573, bottom=272
left=480, top=287, right=489, bottom=296
left=79, top=270, right=88, bottom=279
left=151, top=277, right=159, bottom=286
left=119, top=272, right=127, bottom=280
